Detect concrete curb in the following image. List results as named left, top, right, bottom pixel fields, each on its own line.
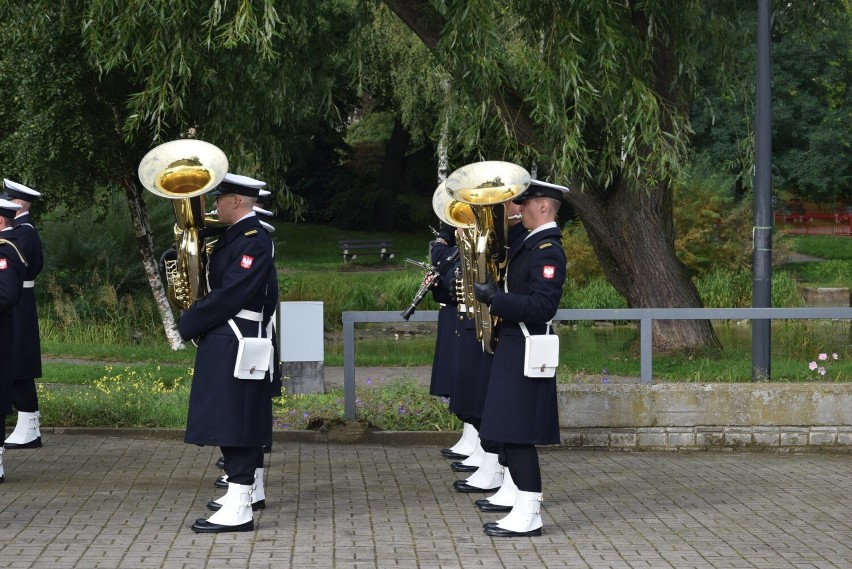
left=42, top=426, right=461, bottom=447
left=38, top=424, right=852, bottom=453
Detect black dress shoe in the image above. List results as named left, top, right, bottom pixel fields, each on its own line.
left=215, top=456, right=225, bottom=469
left=191, top=519, right=255, bottom=533
left=440, top=448, right=468, bottom=460
left=4, top=437, right=42, bottom=450
left=475, top=499, right=512, bottom=512
left=450, top=461, right=478, bottom=473
left=453, top=480, right=497, bottom=493
left=206, top=500, right=266, bottom=512
left=483, top=521, right=498, bottom=529
left=484, top=525, right=542, bottom=537
left=214, top=476, right=228, bottom=489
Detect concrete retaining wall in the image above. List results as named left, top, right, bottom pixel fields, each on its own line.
left=557, top=382, right=852, bottom=450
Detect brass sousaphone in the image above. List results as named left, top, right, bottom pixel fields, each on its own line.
left=445, top=161, right=530, bottom=353
left=431, top=182, right=478, bottom=319
left=138, top=139, right=229, bottom=311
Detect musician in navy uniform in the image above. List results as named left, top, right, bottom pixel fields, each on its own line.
left=178, top=173, right=277, bottom=533
left=473, top=180, right=568, bottom=537
left=208, top=195, right=280, bottom=511
left=2, top=180, right=44, bottom=450
left=454, top=200, right=527, bottom=495
left=427, top=222, right=473, bottom=460
left=0, top=198, right=27, bottom=483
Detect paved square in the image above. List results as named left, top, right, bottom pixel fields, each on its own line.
left=1, top=435, right=850, bottom=568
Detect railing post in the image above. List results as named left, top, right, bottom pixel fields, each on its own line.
left=640, top=315, right=653, bottom=384
left=342, top=312, right=356, bottom=420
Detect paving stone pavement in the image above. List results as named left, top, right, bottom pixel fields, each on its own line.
left=1, top=434, right=850, bottom=569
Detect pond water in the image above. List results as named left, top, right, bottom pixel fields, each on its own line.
left=561, top=319, right=852, bottom=356
left=560, top=320, right=852, bottom=352
left=358, top=319, right=851, bottom=356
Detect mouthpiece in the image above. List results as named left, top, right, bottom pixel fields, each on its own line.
left=508, top=214, right=523, bottom=220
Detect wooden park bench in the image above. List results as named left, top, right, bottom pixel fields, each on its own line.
left=337, top=239, right=395, bottom=263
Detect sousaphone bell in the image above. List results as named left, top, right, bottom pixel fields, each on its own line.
left=138, top=139, right=229, bottom=311
left=445, top=161, right=530, bottom=353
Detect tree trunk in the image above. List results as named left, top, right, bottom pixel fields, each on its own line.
left=385, top=0, right=721, bottom=352
left=437, top=80, right=450, bottom=184
left=567, top=179, right=721, bottom=352
left=377, top=117, right=411, bottom=231
left=121, top=178, right=185, bottom=351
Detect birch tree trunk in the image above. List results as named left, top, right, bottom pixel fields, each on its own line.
left=122, top=178, right=185, bottom=351
left=437, top=78, right=450, bottom=184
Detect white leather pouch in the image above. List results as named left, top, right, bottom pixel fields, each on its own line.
left=520, top=322, right=559, bottom=378
left=228, top=319, right=273, bottom=380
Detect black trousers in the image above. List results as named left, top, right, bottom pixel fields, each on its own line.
left=502, top=443, right=541, bottom=493
left=12, top=379, right=38, bottom=412
left=220, top=447, right=256, bottom=485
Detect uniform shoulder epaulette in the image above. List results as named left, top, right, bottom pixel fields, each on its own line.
left=538, top=242, right=553, bottom=249
left=244, top=229, right=258, bottom=237
left=0, top=238, right=29, bottom=266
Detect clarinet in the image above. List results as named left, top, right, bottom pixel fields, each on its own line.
left=400, top=258, right=441, bottom=321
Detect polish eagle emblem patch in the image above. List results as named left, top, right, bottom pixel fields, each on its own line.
left=542, top=265, right=555, bottom=279
left=240, top=255, right=254, bottom=269
left=0, top=258, right=7, bottom=270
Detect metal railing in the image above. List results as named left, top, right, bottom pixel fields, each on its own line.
left=341, top=307, right=852, bottom=420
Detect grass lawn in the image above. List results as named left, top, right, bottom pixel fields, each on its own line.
left=33, top=227, right=852, bottom=430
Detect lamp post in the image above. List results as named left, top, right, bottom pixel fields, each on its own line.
left=752, top=0, right=772, bottom=380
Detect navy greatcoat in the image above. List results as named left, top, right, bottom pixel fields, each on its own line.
left=447, top=318, right=481, bottom=423
left=11, top=212, right=44, bottom=381
left=179, top=215, right=275, bottom=448
left=478, top=226, right=566, bottom=445
left=428, top=225, right=460, bottom=398
left=263, top=249, right=282, bottom=398
left=472, top=221, right=529, bottom=420
left=0, top=233, right=25, bottom=415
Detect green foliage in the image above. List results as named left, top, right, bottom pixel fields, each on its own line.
left=40, top=276, right=167, bottom=346
left=561, top=277, right=626, bottom=310
left=345, top=112, right=396, bottom=145
left=771, top=9, right=852, bottom=203
left=283, top=270, right=438, bottom=329
left=37, top=193, right=174, bottom=296
left=0, top=0, right=367, bottom=222
left=561, top=221, right=604, bottom=287
left=39, top=365, right=192, bottom=428
left=353, top=4, right=444, bottom=146
left=788, top=260, right=852, bottom=289
left=691, top=1, right=852, bottom=203
left=694, top=269, right=802, bottom=308
left=771, top=271, right=804, bottom=308
left=0, top=1, right=137, bottom=213
left=273, top=378, right=461, bottom=431
left=694, top=269, right=752, bottom=307
left=428, top=0, right=705, bottom=189
left=673, top=174, right=753, bottom=275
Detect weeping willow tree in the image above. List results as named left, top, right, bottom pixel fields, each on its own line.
left=380, top=0, right=847, bottom=351
left=0, top=0, right=355, bottom=348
